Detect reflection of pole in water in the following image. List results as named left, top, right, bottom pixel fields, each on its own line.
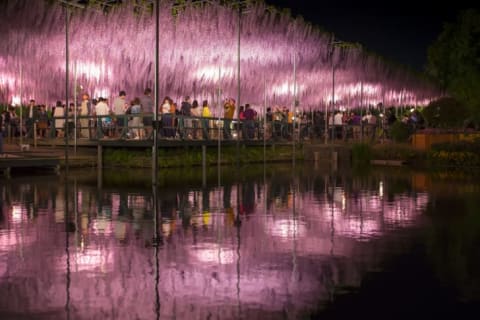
left=65, top=215, right=71, bottom=320
left=64, top=139, right=71, bottom=318
left=152, top=184, right=161, bottom=320
left=235, top=183, right=242, bottom=317
left=74, top=179, right=79, bottom=249
left=330, top=174, right=335, bottom=257
left=291, top=169, right=298, bottom=284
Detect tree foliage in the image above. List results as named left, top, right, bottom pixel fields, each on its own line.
left=423, top=97, right=469, bottom=128
left=427, top=9, right=480, bottom=122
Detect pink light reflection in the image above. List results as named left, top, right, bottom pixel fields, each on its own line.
left=267, top=219, right=306, bottom=239
left=191, top=246, right=236, bottom=265
left=92, top=217, right=114, bottom=235
left=68, top=248, right=113, bottom=273
left=11, top=205, right=25, bottom=223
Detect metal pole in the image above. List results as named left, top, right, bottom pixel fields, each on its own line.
left=236, top=6, right=241, bottom=161
left=360, top=80, right=364, bottom=140
left=263, top=75, right=266, bottom=164
left=152, top=0, right=160, bottom=186
left=65, top=5, right=69, bottom=165
left=331, top=48, right=335, bottom=143
left=73, top=62, right=77, bottom=154
left=292, top=52, right=296, bottom=168
left=19, top=66, right=23, bottom=146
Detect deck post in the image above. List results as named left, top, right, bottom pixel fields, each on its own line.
left=97, top=144, right=103, bottom=189
left=34, top=122, right=37, bottom=148
left=3, top=167, right=10, bottom=179
left=97, top=144, right=102, bottom=171
left=202, top=145, right=207, bottom=187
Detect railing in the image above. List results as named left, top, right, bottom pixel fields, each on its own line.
left=2, top=113, right=391, bottom=144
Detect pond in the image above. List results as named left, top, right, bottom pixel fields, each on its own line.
left=1, top=165, right=479, bottom=319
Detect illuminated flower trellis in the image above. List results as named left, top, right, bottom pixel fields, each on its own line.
left=0, top=0, right=439, bottom=112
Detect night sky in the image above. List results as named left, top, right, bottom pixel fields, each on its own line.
left=265, top=0, right=470, bottom=72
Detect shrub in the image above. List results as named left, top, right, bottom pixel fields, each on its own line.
left=422, top=97, right=469, bottom=129
left=389, top=121, right=411, bottom=142
left=351, top=143, right=372, bottom=166
left=429, top=139, right=480, bottom=167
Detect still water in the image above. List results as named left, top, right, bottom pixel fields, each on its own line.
left=1, top=165, right=479, bottom=319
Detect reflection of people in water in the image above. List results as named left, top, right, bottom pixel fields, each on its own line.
left=241, top=181, right=256, bottom=215
left=0, top=196, right=3, bottom=225
left=118, top=191, right=129, bottom=217
left=202, top=189, right=212, bottom=227
left=238, top=182, right=255, bottom=221
left=268, top=176, right=291, bottom=209
left=178, top=191, right=193, bottom=229
left=160, top=190, right=178, bottom=237
left=222, top=184, right=237, bottom=226
left=223, top=183, right=232, bottom=209
left=202, top=188, right=210, bottom=215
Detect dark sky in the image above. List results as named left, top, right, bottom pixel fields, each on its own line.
left=264, top=0, right=470, bottom=71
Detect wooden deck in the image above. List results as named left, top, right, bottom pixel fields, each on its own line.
left=30, top=136, right=286, bottom=148
left=0, top=152, right=60, bottom=177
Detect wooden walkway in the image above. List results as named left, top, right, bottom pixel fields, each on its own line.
left=0, top=135, right=351, bottom=177
left=0, top=152, right=60, bottom=177
left=29, top=136, right=284, bottom=148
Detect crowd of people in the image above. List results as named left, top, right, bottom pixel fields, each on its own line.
left=0, top=89, right=424, bottom=143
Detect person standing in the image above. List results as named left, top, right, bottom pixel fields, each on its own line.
left=53, top=101, right=65, bottom=138
left=243, top=104, right=257, bottom=140
left=112, top=90, right=127, bottom=138
left=79, top=93, right=91, bottom=138
left=26, top=99, right=37, bottom=138
left=201, top=100, right=211, bottom=140
left=36, top=105, right=48, bottom=138
left=140, top=88, right=154, bottom=138
left=161, top=96, right=175, bottom=138
left=223, top=98, right=236, bottom=139
left=180, top=96, right=192, bottom=139
left=95, top=97, right=111, bottom=138
left=190, top=99, right=202, bottom=139
left=129, top=97, right=144, bottom=140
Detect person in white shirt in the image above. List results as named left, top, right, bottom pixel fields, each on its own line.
left=95, top=97, right=111, bottom=137
left=53, top=101, right=65, bottom=137
left=112, top=90, right=127, bottom=137
left=333, top=111, right=344, bottom=139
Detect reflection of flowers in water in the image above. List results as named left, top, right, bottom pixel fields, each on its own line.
left=192, top=246, right=236, bottom=265
left=267, top=219, right=306, bottom=240
left=162, top=219, right=177, bottom=237
left=115, top=220, right=127, bottom=241
left=383, top=193, right=429, bottom=227
left=190, top=211, right=213, bottom=228
left=0, top=228, right=34, bottom=251
left=92, top=217, right=113, bottom=235
left=1, top=205, right=34, bottom=251
left=73, top=249, right=112, bottom=273
left=340, top=217, right=381, bottom=240
left=11, top=204, right=24, bottom=223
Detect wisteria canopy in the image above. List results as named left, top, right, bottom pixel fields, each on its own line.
left=0, top=0, right=439, bottom=112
